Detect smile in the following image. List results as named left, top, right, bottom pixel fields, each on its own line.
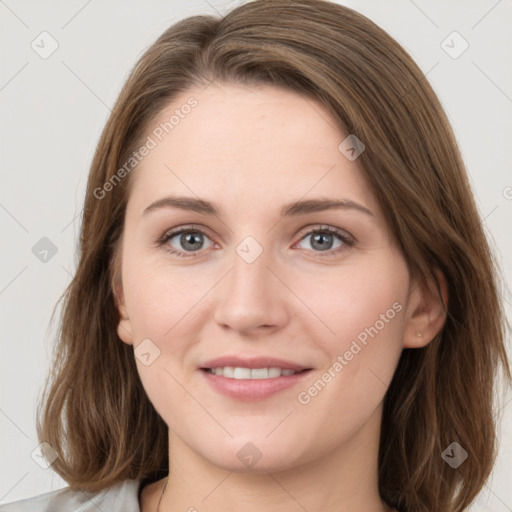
left=200, top=367, right=313, bottom=401
left=204, top=367, right=304, bottom=379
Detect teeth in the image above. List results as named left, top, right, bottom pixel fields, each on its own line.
left=223, top=366, right=235, bottom=378
left=234, top=367, right=251, bottom=379
left=268, top=367, right=281, bottom=378
left=251, top=368, right=269, bottom=379
left=208, top=367, right=300, bottom=379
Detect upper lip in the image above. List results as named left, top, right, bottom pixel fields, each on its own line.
left=200, top=356, right=311, bottom=371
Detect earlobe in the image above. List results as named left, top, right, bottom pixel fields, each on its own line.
left=117, top=318, right=134, bottom=346
left=112, top=278, right=134, bottom=346
left=403, top=269, right=448, bottom=349
left=110, top=242, right=134, bottom=346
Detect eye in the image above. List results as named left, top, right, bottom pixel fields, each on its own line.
left=157, top=224, right=354, bottom=259
left=295, top=226, right=353, bottom=256
left=158, top=226, right=214, bottom=258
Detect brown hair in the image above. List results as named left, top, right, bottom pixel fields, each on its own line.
left=37, top=1, right=511, bottom=510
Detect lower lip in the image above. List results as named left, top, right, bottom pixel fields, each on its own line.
left=200, top=369, right=312, bottom=401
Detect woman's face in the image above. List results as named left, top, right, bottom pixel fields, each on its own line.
left=115, top=82, right=417, bottom=472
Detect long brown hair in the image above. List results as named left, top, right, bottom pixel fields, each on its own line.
left=36, top=1, right=511, bottom=510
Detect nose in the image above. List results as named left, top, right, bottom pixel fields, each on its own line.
left=213, top=243, right=290, bottom=335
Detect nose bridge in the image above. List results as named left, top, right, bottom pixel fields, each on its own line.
left=213, top=236, right=288, bottom=332
left=231, top=239, right=272, bottom=295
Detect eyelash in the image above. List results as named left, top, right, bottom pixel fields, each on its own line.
left=156, top=224, right=355, bottom=259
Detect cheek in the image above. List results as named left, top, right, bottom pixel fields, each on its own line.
left=293, top=257, right=407, bottom=430
left=297, top=257, right=406, bottom=387
left=120, top=254, right=205, bottom=421
left=301, top=256, right=408, bottom=350
left=122, top=249, right=208, bottom=339
left=121, top=255, right=215, bottom=404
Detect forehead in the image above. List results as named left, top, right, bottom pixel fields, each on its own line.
left=125, top=82, right=379, bottom=219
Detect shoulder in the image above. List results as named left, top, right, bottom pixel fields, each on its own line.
left=0, top=479, right=142, bottom=512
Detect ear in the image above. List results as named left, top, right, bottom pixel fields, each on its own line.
left=111, top=248, right=134, bottom=346
left=403, top=268, right=448, bottom=348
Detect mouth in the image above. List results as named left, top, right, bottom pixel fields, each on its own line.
left=200, top=367, right=311, bottom=379
left=198, top=357, right=313, bottom=400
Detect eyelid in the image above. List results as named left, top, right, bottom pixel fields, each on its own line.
left=156, top=224, right=216, bottom=258
left=295, top=224, right=354, bottom=243
left=156, top=224, right=211, bottom=245
left=157, top=224, right=355, bottom=258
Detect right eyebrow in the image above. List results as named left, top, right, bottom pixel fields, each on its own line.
left=142, top=196, right=218, bottom=217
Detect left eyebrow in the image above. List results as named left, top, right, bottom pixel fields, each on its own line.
left=142, top=196, right=374, bottom=218
left=280, top=198, right=374, bottom=217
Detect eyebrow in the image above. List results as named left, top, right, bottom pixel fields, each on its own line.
left=142, top=196, right=374, bottom=218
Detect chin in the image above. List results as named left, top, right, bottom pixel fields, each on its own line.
left=195, top=432, right=309, bottom=474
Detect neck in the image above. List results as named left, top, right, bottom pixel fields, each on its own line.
left=159, top=404, right=391, bottom=512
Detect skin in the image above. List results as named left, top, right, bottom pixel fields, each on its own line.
left=113, top=82, right=447, bottom=512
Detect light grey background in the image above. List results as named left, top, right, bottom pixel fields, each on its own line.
left=1, top=0, right=511, bottom=509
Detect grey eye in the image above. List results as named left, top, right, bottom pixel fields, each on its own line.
left=168, top=231, right=212, bottom=252
left=298, top=231, right=345, bottom=252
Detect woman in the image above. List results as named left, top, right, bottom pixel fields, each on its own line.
left=2, top=1, right=509, bottom=511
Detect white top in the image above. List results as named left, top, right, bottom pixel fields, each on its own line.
left=0, top=479, right=142, bottom=512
